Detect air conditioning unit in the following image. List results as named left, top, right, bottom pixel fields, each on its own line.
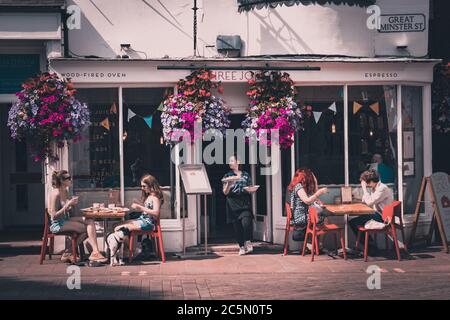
left=216, top=35, right=242, bottom=57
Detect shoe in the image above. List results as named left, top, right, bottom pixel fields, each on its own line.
left=61, top=252, right=72, bottom=263
left=89, top=252, right=108, bottom=263
left=239, top=247, right=246, bottom=256
left=244, top=241, right=253, bottom=254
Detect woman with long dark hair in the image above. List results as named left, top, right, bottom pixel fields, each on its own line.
left=222, top=154, right=254, bottom=256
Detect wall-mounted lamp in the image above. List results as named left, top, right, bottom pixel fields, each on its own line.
left=120, top=44, right=131, bottom=59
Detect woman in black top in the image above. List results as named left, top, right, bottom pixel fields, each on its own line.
left=222, top=154, right=254, bottom=255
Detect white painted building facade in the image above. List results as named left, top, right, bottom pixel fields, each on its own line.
left=0, top=0, right=439, bottom=253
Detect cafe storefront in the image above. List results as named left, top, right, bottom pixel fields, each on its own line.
left=49, top=56, right=439, bottom=252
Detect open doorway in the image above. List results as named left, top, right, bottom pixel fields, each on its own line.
left=202, top=114, right=271, bottom=243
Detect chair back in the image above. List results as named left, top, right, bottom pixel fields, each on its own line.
left=285, top=203, right=292, bottom=225
left=43, top=209, right=51, bottom=233
left=392, top=200, right=402, bottom=218
left=381, top=202, right=395, bottom=224
left=308, top=206, right=319, bottom=227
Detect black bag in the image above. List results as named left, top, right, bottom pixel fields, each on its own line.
left=292, top=228, right=306, bottom=241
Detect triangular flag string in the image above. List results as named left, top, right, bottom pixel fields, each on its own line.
left=100, top=117, right=110, bottom=131
left=110, top=102, right=117, bottom=115
left=328, top=102, right=337, bottom=114
left=353, top=102, right=363, bottom=115
left=143, top=115, right=153, bottom=129
left=313, top=111, right=322, bottom=124
left=127, top=109, right=137, bottom=122
left=369, top=102, right=380, bottom=115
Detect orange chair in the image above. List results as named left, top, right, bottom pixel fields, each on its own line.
left=39, top=209, right=79, bottom=264
left=355, top=201, right=402, bottom=262
left=302, top=206, right=347, bottom=262
left=129, top=218, right=165, bottom=263
left=283, top=203, right=306, bottom=255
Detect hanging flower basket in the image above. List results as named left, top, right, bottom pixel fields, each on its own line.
left=242, top=71, right=303, bottom=148
left=161, top=69, right=230, bottom=144
left=7, top=72, right=90, bottom=162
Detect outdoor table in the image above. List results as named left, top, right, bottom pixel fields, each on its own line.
left=324, top=203, right=375, bottom=253
left=81, top=208, right=129, bottom=251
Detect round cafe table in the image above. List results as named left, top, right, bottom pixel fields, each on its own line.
left=81, top=207, right=129, bottom=251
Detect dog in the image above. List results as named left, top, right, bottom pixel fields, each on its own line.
left=106, top=227, right=129, bottom=266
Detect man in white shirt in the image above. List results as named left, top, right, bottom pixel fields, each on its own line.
left=349, top=170, right=393, bottom=252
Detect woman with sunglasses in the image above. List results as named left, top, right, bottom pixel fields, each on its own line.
left=48, top=170, right=107, bottom=263
left=114, top=174, right=163, bottom=234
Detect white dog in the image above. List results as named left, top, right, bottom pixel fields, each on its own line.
left=106, top=228, right=129, bottom=266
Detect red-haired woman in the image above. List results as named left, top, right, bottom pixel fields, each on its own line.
left=288, top=168, right=328, bottom=230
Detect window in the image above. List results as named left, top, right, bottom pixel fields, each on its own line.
left=402, top=86, right=423, bottom=214
left=295, top=86, right=345, bottom=185
left=70, top=88, right=120, bottom=208
left=122, top=88, right=176, bottom=219
left=348, top=85, right=398, bottom=197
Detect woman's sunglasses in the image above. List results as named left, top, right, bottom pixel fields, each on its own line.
left=141, top=185, right=148, bottom=189
left=63, top=176, right=72, bottom=181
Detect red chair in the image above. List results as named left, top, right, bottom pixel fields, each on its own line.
left=302, top=206, right=347, bottom=262
left=129, top=218, right=165, bottom=263
left=283, top=203, right=305, bottom=255
left=355, top=201, right=402, bottom=262
left=39, top=209, right=79, bottom=264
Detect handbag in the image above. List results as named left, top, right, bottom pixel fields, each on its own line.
left=292, top=228, right=306, bottom=241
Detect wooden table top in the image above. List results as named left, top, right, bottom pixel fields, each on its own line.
left=324, top=203, right=375, bottom=216
left=81, top=208, right=128, bottom=219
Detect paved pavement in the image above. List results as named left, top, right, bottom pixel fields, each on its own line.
left=1, top=236, right=450, bottom=300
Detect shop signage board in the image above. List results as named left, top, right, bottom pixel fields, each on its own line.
left=379, top=14, right=426, bottom=33
left=0, top=54, right=40, bottom=94
left=409, top=172, right=450, bottom=253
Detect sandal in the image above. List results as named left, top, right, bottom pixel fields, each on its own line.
left=89, top=252, right=108, bottom=263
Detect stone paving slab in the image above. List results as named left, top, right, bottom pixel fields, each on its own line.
left=1, top=246, right=450, bottom=299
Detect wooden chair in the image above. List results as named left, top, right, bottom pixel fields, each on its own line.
left=302, top=206, right=347, bottom=262
left=39, top=209, right=79, bottom=264
left=283, top=203, right=305, bottom=255
left=355, top=201, right=402, bottom=262
left=129, top=218, right=165, bottom=263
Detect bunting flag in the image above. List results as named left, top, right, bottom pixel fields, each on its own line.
left=369, top=102, right=380, bottom=115
left=100, top=117, right=110, bottom=131
left=110, top=102, right=117, bottom=114
left=353, top=102, right=363, bottom=115
left=143, top=115, right=153, bottom=129
left=390, top=99, right=395, bottom=110
left=338, top=87, right=344, bottom=98
left=157, top=102, right=164, bottom=112
left=313, top=111, right=322, bottom=124
left=328, top=102, right=337, bottom=114
left=127, top=109, right=136, bottom=122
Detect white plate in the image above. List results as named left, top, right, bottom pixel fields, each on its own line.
left=244, top=185, right=260, bottom=193
left=222, top=176, right=241, bottom=183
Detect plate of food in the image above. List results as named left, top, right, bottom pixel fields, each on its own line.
left=221, top=176, right=241, bottom=183
left=244, top=185, right=260, bottom=193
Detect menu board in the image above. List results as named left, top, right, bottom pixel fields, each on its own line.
left=179, top=164, right=212, bottom=195
left=89, top=104, right=119, bottom=188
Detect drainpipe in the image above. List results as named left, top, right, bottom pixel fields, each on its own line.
left=61, top=5, right=69, bottom=57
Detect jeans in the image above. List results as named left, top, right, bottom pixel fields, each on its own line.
left=349, top=212, right=383, bottom=247
left=232, top=215, right=253, bottom=247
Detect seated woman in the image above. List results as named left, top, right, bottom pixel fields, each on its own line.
left=114, top=174, right=163, bottom=239
left=288, top=168, right=329, bottom=248
left=48, top=170, right=107, bottom=263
